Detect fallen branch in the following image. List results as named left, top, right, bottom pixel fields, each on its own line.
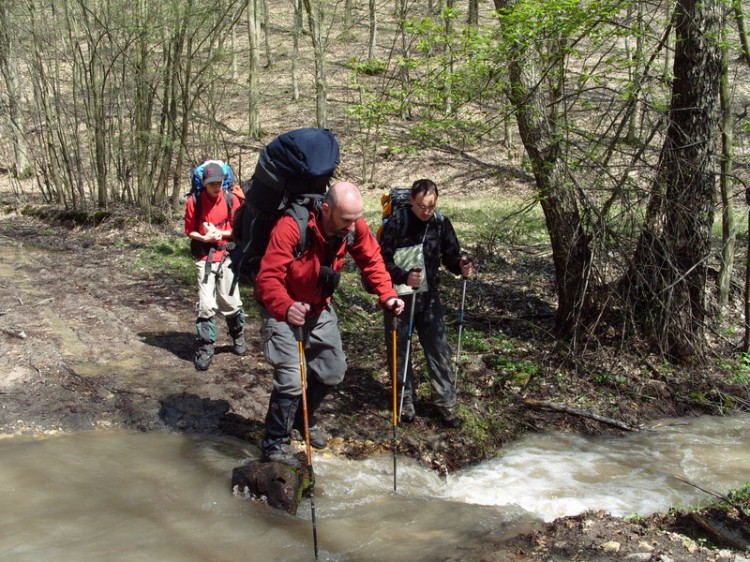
left=688, top=512, right=750, bottom=551
left=522, top=398, right=639, bottom=432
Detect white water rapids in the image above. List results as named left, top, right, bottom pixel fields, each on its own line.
left=1, top=413, right=748, bottom=561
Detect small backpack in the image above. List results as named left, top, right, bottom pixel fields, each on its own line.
left=189, top=160, right=244, bottom=260
left=231, top=128, right=340, bottom=287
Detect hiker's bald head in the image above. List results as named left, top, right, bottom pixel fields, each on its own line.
left=321, top=182, right=364, bottom=239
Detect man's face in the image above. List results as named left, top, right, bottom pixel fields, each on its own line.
left=409, top=192, right=438, bottom=222
left=204, top=181, right=223, bottom=198
left=321, top=201, right=361, bottom=239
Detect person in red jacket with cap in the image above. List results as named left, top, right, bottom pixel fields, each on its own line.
left=184, top=161, right=245, bottom=371
left=255, top=181, right=405, bottom=466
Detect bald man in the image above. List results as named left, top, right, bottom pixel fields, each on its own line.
left=255, top=181, right=405, bottom=466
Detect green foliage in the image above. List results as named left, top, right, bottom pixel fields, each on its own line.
left=717, top=353, right=750, bottom=385
left=460, top=328, right=490, bottom=352
left=346, top=57, right=388, bottom=76
left=593, top=371, right=629, bottom=386
left=459, top=405, right=505, bottom=451
left=486, top=356, right=539, bottom=384
left=727, top=483, right=750, bottom=503
left=135, top=236, right=194, bottom=285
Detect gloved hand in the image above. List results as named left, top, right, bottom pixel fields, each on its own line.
left=318, top=266, right=341, bottom=299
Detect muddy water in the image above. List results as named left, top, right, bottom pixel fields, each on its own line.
left=1, top=415, right=748, bottom=562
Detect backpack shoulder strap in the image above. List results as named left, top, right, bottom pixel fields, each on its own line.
left=285, top=201, right=312, bottom=258
left=224, top=190, right=234, bottom=223
left=396, top=206, right=410, bottom=239
left=192, top=191, right=202, bottom=233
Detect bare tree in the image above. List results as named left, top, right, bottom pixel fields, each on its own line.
left=718, top=4, right=736, bottom=310
left=247, top=0, right=262, bottom=137
left=291, top=0, right=302, bottom=101
left=302, top=0, right=328, bottom=127
left=368, top=0, right=377, bottom=60
left=0, top=0, right=31, bottom=178
left=734, top=0, right=750, bottom=67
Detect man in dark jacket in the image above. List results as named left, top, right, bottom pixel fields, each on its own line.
left=379, top=179, right=473, bottom=428
left=255, top=181, right=405, bottom=466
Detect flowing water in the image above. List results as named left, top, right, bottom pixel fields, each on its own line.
left=1, top=414, right=749, bottom=562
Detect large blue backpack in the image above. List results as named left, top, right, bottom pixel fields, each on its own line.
left=231, top=128, right=340, bottom=286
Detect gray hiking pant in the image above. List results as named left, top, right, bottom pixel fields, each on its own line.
left=384, top=289, right=456, bottom=408
left=259, top=304, right=347, bottom=396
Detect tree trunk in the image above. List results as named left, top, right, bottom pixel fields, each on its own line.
left=247, top=0, right=261, bottom=137
left=302, top=0, right=327, bottom=127
left=626, top=0, right=722, bottom=360
left=718, top=8, right=736, bottom=311
left=497, top=0, right=593, bottom=339
left=368, top=0, right=377, bottom=61
left=0, top=1, right=32, bottom=178
left=260, top=0, right=272, bottom=68
left=291, top=0, right=301, bottom=101
left=467, top=0, right=479, bottom=25
left=734, top=0, right=750, bottom=67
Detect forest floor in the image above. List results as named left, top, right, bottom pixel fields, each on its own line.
left=1, top=197, right=749, bottom=561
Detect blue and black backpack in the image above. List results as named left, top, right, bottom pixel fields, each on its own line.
left=188, top=160, right=242, bottom=260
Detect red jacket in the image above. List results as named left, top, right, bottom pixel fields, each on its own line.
left=256, top=212, right=397, bottom=322
left=184, top=190, right=241, bottom=262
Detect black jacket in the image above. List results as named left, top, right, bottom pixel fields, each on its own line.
left=379, top=207, right=463, bottom=289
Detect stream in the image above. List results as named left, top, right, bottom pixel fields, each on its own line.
left=1, top=413, right=748, bottom=561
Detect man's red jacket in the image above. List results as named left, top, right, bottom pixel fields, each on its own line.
left=255, top=212, right=397, bottom=321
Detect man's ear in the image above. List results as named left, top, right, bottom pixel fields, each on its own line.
left=320, top=201, right=331, bottom=218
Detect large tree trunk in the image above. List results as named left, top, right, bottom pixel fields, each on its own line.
left=626, top=0, right=722, bottom=361
left=497, top=0, right=593, bottom=339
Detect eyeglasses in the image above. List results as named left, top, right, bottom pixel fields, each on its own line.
left=416, top=204, right=437, bottom=212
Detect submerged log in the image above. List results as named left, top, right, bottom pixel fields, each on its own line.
left=688, top=512, right=750, bottom=551
left=522, top=398, right=639, bottom=432
left=231, top=456, right=313, bottom=515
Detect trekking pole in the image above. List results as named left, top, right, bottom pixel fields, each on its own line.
left=453, top=276, right=468, bottom=378
left=295, top=326, right=319, bottom=560
left=390, top=314, right=398, bottom=492
left=398, top=288, right=418, bottom=419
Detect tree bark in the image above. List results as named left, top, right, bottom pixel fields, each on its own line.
left=0, top=0, right=32, bottom=178
left=718, top=7, right=736, bottom=311
left=247, top=0, right=261, bottom=137
left=626, top=0, right=722, bottom=360
left=302, top=0, right=327, bottom=127
left=497, top=0, right=593, bottom=339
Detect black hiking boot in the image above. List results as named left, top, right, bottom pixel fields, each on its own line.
left=292, top=425, right=329, bottom=449
left=193, top=343, right=214, bottom=371
left=262, top=392, right=301, bottom=467
left=307, top=425, right=329, bottom=449
left=261, top=442, right=301, bottom=468
left=437, top=406, right=462, bottom=429
left=400, top=401, right=416, bottom=423
left=227, top=313, right=247, bottom=357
